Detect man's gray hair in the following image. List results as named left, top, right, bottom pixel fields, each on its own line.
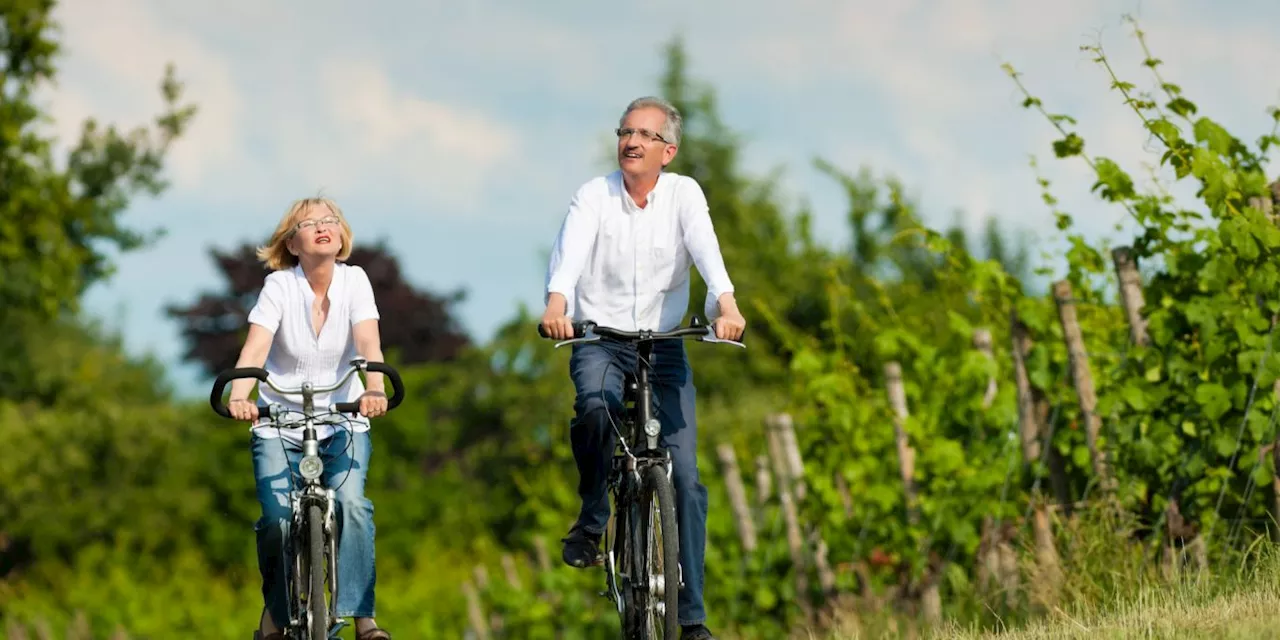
left=620, top=96, right=682, bottom=146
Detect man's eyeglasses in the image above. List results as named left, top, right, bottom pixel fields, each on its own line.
left=615, top=127, right=669, bottom=144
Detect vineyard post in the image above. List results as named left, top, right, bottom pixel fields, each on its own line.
left=1111, top=246, right=1204, bottom=576
left=501, top=553, right=522, bottom=590
left=1010, top=310, right=1063, bottom=606
left=884, top=362, right=919, bottom=524
left=716, top=442, right=758, bottom=553
left=778, top=414, right=807, bottom=502
left=772, top=413, right=836, bottom=595
left=754, top=454, right=773, bottom=524
left=1252, top=183, right=1280, bottom=542
left=1052, top=279, right=1114, bottom=493
left=5, top=620, right=26, bottom=640
left=883, top=361, right=941, bottom=624
left=765, top=413, right=813, bottom=621
left=972, top=327, right=1020, bottom=605
left=1111, top=247, right=1150, bottom=348
left=462, top=577, right=491, bottom=640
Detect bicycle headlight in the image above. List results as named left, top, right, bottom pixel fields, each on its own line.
left=644, top=418, right=661, bottom=437
left=299, top=455, right=324, bottom=480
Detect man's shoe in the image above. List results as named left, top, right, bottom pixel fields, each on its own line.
left=560, top=525, right=603, bottom=568
left=680, top=624, right=716, bottom=640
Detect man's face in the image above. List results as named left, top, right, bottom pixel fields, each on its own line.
left=616, top=106, right=677, bottom=177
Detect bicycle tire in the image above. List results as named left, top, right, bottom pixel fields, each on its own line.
left=636, top=465, right=680, bottom=638
left=306, top=503, right=329, bottom=640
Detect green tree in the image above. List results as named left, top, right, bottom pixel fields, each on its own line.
left=0, top=0, right=195, bottom=399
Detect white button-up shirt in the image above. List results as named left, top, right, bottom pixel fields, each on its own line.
left=545, top=170, right=735, bottom=332
left=247, top=263, right=381, bottom=443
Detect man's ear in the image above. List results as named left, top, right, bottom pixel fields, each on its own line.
left=662, top=143, right=678, bottom=167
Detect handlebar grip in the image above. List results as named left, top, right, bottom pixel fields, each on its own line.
left=334, top=361, right=406, bottom=415
left=537, top=321, right=592, bottom=339
left=366, top=361, right=406, bottom=410
left=210, top=367, right=270, bottom=419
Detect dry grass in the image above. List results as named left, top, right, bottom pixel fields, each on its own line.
left=790, top=505, right=1280, bottom=640
left=933, top=574, right=1280, bottom=639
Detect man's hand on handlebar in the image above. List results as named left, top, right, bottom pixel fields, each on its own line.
left=228, top=397, right=260, bottom=422
left=713, top=309, right=746, bottom=342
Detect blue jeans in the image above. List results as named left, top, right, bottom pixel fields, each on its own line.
left=569, top=338, right=709, bottom=626
left=251, top=428, right=378, bottom=626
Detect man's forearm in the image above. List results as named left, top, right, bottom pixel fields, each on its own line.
left=717, top=292, right=740, bottom=315
left=545, top=292, right=568, bottom=315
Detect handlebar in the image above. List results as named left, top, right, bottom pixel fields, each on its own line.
left=537, top=318, right=745, bottom=349
left=209, top=358, right=406, bottom=420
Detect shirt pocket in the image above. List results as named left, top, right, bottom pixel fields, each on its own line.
left=649, top=217, right=679, bottom=285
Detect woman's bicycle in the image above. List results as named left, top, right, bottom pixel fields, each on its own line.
left=539, top=317, right=744, bottom=639
left=210, top=357, right=405, bottom=640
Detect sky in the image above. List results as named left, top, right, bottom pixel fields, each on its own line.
left=39, top=0, right=1280, bottom=397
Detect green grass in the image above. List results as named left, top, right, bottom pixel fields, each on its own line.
left=793, top=506, right=1280, bottom=640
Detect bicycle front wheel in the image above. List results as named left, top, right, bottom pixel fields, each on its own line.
left=306, top=503, right=330, bottom=640
left=634, top=464, right=680, bottom=638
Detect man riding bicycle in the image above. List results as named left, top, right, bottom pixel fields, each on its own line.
left=540, top=96, right=746, bottom=640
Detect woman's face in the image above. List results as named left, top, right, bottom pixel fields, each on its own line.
left=288, top=204, right=343, bottom=261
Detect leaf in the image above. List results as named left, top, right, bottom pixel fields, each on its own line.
left=1122, top=381, right=1149, bottom=411
left=1195, top=382, right=1232, bottom=421
left=1167, top=98, right=1197, bottom=117
left=1193, top=117, right=1235, bottom=155
left=1053, top=133, right=1085, bottom=158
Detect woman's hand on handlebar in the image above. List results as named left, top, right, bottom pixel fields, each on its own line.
left=358, top=390, right=388, bottom=418
left=229, top=397, right=259, bottom=422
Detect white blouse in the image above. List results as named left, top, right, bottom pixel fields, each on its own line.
left=246, top=263, right=381, bottom=443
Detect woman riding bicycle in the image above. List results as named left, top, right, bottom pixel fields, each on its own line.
left=226, top=196, right=393, bottom=640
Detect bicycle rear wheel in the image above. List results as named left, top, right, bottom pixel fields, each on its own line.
left=306, top=503, right=330, bottom=640
left=634, top=464, right=679, bottom=638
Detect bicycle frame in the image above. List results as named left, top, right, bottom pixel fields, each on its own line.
left=211, top=357, right=404, bottom=639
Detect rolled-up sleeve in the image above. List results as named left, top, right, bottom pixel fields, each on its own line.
left=678, top=179, right=734, bottom=318
left=545, top=184, right=600, bottom=303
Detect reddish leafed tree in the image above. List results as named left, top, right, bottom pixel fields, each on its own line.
left=167, top=241, right=471, bottom=375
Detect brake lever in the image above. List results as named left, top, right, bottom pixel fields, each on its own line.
left=699, top=326, right=746, bottom=348
left=553, top=327, right=602, bottom=349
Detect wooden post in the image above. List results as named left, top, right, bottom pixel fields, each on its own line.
left=1052, top=280, right=1113, bottom=491
left=1011, top=310, right=1064, bottom=606
left=883, top=362, right=940, bottom=623
left=716, top=443, right=758, bottom=553
left=532, top=535, right=551, bottom=573
left=462, top=579, right=491, bottom=640
left=776, top=413, right=807, bottom=502
left=834, top=472, right=854, bottom=519
left=1261, top=180, right=1280, bottom=542
left=973, top=328, right=998, bottom=409
left=884, top=362, right=919, bottom=524
left=972, top=327, right=1020, bottom=603
left=501, top=553, right=522, bottom=590
left=1112, top=247, right=1150, bottom=347
left=754, top=455, right=773, bottom=513
left=766, top=414, right=812, bottom=619
left=1273, top=417, right=1280, bottom=543
left=6, top=621, right=28, bottom=640
left=67, top=612, right=90, bottom=640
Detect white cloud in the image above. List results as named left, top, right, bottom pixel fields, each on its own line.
left=316, top=59, right=519, bottom=207
left=46, top=0, right=243, bottom=190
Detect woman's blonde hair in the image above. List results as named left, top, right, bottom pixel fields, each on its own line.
left=256, top=196, right=355, bottom=271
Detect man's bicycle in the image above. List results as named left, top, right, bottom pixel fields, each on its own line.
left=538, top=317, right=744, bottom=639
left=210, top=357, right=405, bottom=640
